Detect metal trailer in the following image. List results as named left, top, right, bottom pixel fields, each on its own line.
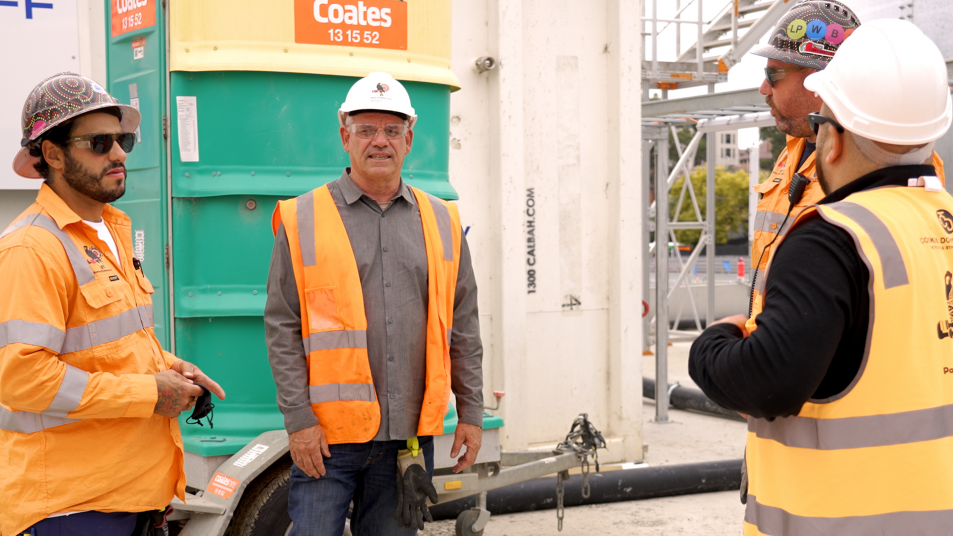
left=168, top=411, right=598, bottom=536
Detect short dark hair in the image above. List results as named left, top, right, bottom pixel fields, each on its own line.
left=30, top=107, right=123, bottom=180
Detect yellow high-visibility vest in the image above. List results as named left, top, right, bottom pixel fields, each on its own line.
left=745, top=181, right=953, bottom=535
left=272, top=183, right=461, bottom=443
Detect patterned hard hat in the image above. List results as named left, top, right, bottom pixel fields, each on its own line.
left=750, top=0, right=861, bottom=70
left=12, top=72, right=140, bottom=178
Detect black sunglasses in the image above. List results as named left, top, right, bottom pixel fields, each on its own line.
left=764, top=66, right=804, bottom=88
left=69, top=133, right=136, bottom=155
left=808, top=113, right=845, bottom=136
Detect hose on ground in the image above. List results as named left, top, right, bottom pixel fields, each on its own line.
left=643, top=377, right=746, bottom=422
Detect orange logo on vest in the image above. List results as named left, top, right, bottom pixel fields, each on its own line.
left=294, top=0, right=408, bottom=50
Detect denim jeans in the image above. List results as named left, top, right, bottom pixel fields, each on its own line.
left=23, top=512, right=138, bottom=536
left=288, top=436, right=435, bottom=536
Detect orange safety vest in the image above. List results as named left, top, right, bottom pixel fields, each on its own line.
left=748, top=135, right=945, bottom=324
left=0, top=185, right=185, bottom=536
left=744, top=182, right=953, bottom=535
left=272, top=183, right=462, bottom=443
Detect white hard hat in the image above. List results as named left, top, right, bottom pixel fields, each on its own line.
left=803, top=18, right=952, bottom=145
left=338, top=72, right=417, bottom=129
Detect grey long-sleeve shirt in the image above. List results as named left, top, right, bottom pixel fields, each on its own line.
left=265, top=171, right=484, bottom=440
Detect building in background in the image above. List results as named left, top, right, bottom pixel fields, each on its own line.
left=714, top=130, right=739, bottom=168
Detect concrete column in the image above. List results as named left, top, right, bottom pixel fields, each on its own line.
left=607, top=0, right=644, bottom=462
left=488, top=0, right=528, bottom=450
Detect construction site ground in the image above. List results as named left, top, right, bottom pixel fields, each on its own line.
left=421, top=341, right=747, bottom=536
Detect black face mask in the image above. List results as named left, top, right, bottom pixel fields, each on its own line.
left=186, top=383, right=215, bottom=428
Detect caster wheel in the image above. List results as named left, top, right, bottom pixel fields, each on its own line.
left=455, top=509, right=484, bottom=536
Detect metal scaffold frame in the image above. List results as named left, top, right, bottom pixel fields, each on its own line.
left=642, top=102, right=775, bottom=422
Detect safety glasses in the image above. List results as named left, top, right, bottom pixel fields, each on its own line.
left=764, top=66, right=804, bottom=88
left=808, top=113, right=845, bottom=136
left=348, top=124, right=408, bottom=140
left=69, top=133, right=136, bottom=155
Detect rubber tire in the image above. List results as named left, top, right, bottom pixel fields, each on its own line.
left=454, top=509, right=484, bottom=536
left=226, top=459, right=293, bottom=536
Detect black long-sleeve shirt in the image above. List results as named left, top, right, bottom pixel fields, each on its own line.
left=689, top=165, right=938, bottom=419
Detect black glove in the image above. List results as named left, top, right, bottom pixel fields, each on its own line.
left=395, top=463, right=439, bottom=529
left=186, top=383, right=214, bottom=428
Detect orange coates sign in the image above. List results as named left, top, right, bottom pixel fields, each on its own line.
left=111, top=0, right=156, bottom=37
left=295, top=0, right=408, bottom=51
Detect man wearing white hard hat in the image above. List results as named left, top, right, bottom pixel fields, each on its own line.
left=689, top=19, right=953, bottom=534
left=264, top=72, right=484, bottom=534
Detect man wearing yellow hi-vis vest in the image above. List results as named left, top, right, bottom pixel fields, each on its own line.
left=689, top=19, right=953, bottom=535
left=264, top=72, right=483, bottom=535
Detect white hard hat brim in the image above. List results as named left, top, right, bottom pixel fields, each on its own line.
left=805, top=70, right=953, bottom=145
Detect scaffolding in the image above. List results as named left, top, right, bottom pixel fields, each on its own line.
left=639, top=0, right=798, bottom=423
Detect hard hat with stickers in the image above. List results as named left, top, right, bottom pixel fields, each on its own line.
left=751, top=0, right=861, bottom=70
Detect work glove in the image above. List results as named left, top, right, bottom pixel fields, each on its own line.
left=395, top=456, right=439, bottom=529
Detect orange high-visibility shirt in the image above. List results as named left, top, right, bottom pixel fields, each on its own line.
left=0, top=185, right=185, bottom=536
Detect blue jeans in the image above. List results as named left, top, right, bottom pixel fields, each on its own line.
left=23, top=512, right=138, bottom=536
left=288, top=437, right=435, bottom=536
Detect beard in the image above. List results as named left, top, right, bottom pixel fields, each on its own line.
left=61, top=149, right=126, bottom=204
left=815, top=152, right=832, bottom=195
left=766, top=97, right=815, bottom=139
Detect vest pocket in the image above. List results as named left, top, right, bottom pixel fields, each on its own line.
left=306, top=287, right=345, bottom=331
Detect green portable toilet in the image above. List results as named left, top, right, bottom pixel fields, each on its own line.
left=105, top=0, right=461, bottom=459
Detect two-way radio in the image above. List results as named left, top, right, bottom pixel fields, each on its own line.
left=748, top=173, right=810, bottom=316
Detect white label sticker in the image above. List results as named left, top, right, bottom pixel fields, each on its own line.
left=134, top=230, right=145, bottom=262
left=233, top=444, right=269, bottom=468
left=176, top=96, right=199, bottom=162
left=129, top=97, right=141, bottom=143
left=134, top=46, right=144, bottom=60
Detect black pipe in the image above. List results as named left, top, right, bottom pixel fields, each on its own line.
left=643, top=377, right=746, bottom=422
left=430, top=459, right=743, bottom=519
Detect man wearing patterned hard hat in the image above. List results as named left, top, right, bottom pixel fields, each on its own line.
left=747, top=0, right=944, bottom=316
left=690, top=18, right=953, bottom=535
left=0, top=72, right=225, bottom=535
left=265, top=71, right=484, bottom=534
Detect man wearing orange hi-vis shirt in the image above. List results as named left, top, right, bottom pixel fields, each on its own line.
left=690, top=20, right=953, bottom=535
left=265, top=72, right=484, bottom=535
left=0, top=73, right=225, bottom=536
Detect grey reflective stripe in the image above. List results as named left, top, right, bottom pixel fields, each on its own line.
left=824, top=202, right=909, bottom=289
left=447, top=328, right=452, bottom=344
left=753, top=268, right=767, bottom=295
left=43, top=364, right=89, bottom=418
left=1, top=213, right=95, bottom=285
left=62, top=305, right=154, bottom=354
left=309, top=383, right=377, bottom=403
left=0, top=405, right=79, bottom=433
left=0, top=319, right=65, bottom=351
left=427, top=194, right=454, bottom=262
left=0, top=363, right=88, bottom=433
left=302, top=329, right=367, bottom=354
left=753, top=210, right=794, bottom=237
left=749, top=402, right=953, bottom=450
left=746, top=494, right=953, bottom=536
left=296, top=192, right=317, bottom=268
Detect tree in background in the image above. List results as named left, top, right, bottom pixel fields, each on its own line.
left=668, top=166, right=750, bottom=246
left=668, top=126, right=706, bottom=168
left=759, top=126, right=787, bottom=171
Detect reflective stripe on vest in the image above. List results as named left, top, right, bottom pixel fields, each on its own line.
left=0, top=364, right=88, bottom=433
left=745, top=495, right=953, bottom=536
left=745, top=185, right=953, bottom=535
